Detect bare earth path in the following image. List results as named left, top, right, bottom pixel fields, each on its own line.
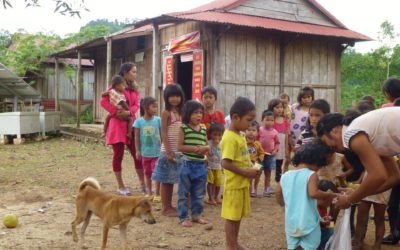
left=0, top=137, right=397, bottom=249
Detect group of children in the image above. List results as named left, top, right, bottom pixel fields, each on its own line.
left=102, top=73, right=400, bottom=249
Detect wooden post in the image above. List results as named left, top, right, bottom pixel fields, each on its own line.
left=54, top=57, right=60, bottom=111
left=152, top=22, right=160, bottom=98
left=106, top=38, right=112, bottom=87
left=13, top=96, right=18, bottom=111
left=279, top=36, right=285, bottom=94
left=76, top=51, right=82, bottom=128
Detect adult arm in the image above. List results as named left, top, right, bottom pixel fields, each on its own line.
left=336, top=133, right=396, bottom=208
left=100, top=92, right=118, bottom=116
left=100, top=88, right=130, bottom=120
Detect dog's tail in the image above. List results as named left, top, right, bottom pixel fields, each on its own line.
left=78, top=177, right=101, bottom=192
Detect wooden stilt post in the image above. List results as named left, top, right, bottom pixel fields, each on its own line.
left=76, top=51, right=82, bottom=128
left=54, top=57, right=60, bottom=111
left=106, top=38, right=112, bottom=87
left=152, top=22, right=160, bottom=98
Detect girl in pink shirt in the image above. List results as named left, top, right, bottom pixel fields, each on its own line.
left=269, top=99, right=290, bottom=182
left=258, top=110, right=280, bottom=196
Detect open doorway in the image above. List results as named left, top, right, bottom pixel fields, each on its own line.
left=176, top=56, right=193, bottom=101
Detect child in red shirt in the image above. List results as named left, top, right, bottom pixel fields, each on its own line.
left=201, top=86, right=225, bottom=138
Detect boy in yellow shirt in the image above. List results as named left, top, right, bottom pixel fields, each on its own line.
left=220, top=97, right=261, bottom=250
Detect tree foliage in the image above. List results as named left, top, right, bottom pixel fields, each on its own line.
left=2, top=0, right=88, bottom=17
left=341, top=21, right=400, bottom=110
left=0, top=32, right=62, bottom=76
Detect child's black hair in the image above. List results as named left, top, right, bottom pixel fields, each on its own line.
left=360, top=95, right=375, bottom=104
left=201, top=86, right=218, bottom=100
left=292, top=140, right=333, bottom=167
left=209, top=123, right=225, bottom=134
left=382, top=77, right=400, bottom=101
left=229, top=97, right=256, bottom=118
left=142, top=96, right=157, bottom=114
left=356, top=100, right=375, bottom=114
left=182, top=100, right=204, bottom=124
left=318, top=180, right=339, bottom=193
left=163, top=83, right=185, bottom=113
left=394, top=97, right=400, bottom=106
left=261, top=110, right=274, bottom=120
left=297, top=86, right=315, bottom=104
left=249, top=120, right=260, bottom=131
left=309, top=99, right=330, bottom=114
left=316, top=113, right=344, bottom=137
left=111, top=75, right=125, bottom=88
left=279, top=93, right=290, bottom=101
left=343, top=108, right=361, bottom=126
left=267, top=98, right=282, bottom=113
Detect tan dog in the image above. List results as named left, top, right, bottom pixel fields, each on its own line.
left=71, top=177, right=156, bottom=249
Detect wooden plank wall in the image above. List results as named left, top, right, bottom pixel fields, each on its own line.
left=282, top=39, right=339, bottom=110
left=214, top=29, right=281, bottom=121
left=37, top=65, right=94, bottom=101
left=214, top=28, right=341, bottom=122
left=229, top=0, right=336, bottom=27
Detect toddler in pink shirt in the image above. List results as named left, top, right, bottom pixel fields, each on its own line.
left=257, top=110, right=280, bottom=197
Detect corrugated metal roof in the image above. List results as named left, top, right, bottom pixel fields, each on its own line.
left=0, top=63, right=41, bottom=100
left=168, top=0, right=347, bottom=29
left=166, top=11, right=371, bottom=41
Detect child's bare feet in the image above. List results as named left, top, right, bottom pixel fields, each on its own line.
left=205, top=200, right=217, bottom=205
left=215, top=199, right=222, bottom=205
left=238, top=243, right=249, bottom=250
left=192, top=218, right=208, bottom=224
left=181, top=220, right=192, bottom=227
left=161, top=208, right=178, bottom=217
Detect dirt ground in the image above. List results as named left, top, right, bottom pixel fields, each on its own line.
left=0, top=135, right=398, bottom=250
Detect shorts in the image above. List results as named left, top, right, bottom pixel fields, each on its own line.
left=262, top=154, right=276, bottom=171
left=286, top=225, right=321, bottom=250
left=142, top=157, right=157, bottom=179
left=221, top=187, right=251, bottom=221
left=152, top=152, right=182, bottom=184
left=207, top=169, right=223, bottom=187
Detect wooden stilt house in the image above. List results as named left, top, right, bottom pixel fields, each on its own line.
left=53, top=0, right=370, bottom=122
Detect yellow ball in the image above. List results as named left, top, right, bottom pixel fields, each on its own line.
left=3, top=214, right=18, bottom=228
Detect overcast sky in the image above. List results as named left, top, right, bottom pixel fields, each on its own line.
left=1, top=0, right=399, bottom=52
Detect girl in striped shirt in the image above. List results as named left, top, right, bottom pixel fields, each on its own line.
left=177, top=100, right=209, bottom=227
left=152, top=84, right=184, bottom=217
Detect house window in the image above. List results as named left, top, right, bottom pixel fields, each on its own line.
left=137, top=36, right=145, bottom=50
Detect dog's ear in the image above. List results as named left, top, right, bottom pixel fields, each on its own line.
left=137, top=198, right=151, bottom=208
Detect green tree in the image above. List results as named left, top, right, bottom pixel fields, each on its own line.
left=377, top=20, right=400, bottom=78
left=0, top=29, right=12, bottom=60
left=1, top=31, right=62, bottom=77
left=2, top=0, right=88, bottom=17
